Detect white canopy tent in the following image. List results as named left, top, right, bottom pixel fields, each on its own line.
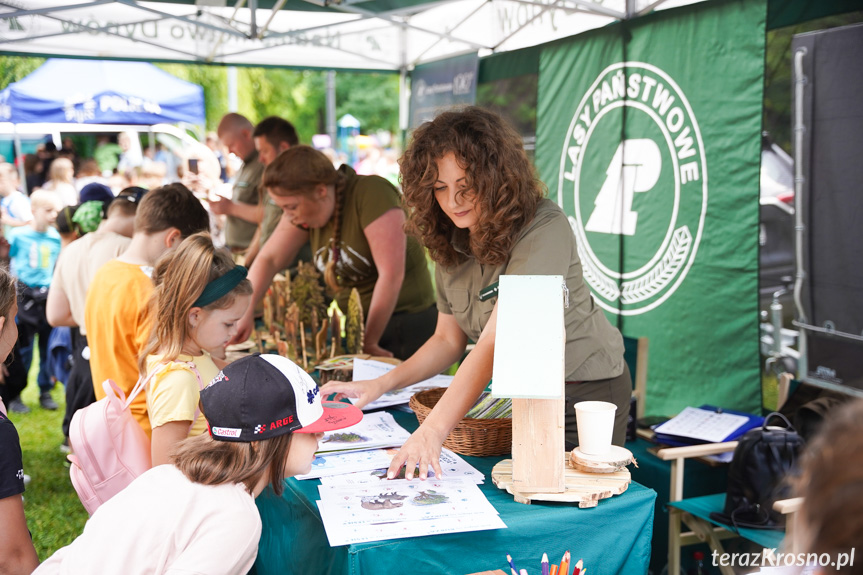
left=0, top=0, right=703, bottom=71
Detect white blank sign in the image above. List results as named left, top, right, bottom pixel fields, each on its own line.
left=491, top=275, right=565, bottom=399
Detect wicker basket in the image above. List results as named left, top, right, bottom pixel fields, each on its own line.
left=409, top=388, right=512, bottom=457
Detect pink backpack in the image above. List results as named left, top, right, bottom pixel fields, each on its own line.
left=68, top=362, right=204, bottom=515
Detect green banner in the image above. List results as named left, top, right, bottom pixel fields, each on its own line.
left=537, top=0, right=767, bottom=416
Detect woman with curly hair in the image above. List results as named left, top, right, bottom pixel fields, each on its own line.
left=234, top=145, right=436, bottom=359
left=322, top=107, right=630, bottom=479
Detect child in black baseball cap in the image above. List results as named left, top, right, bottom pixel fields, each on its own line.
left=34, top=354, right=362, bottom=575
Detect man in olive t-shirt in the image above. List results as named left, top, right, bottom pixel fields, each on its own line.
left=212, top=113, right=265, bottom=252
left=244, top=116, right=301, bottom=269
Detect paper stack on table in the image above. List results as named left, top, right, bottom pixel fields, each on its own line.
left=297, top=413, right=485, bottom=482
left=298, top=382, right=505, bottom=545
left=319, top=448, right=485, bottom=485
left=351, top=359, right=454, bottom=411
left=295, top=411, right=412, bottom=480
left=316, top=477, right=506, bottom=546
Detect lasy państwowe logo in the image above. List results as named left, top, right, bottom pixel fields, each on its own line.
left=558, top=62, right=707, bottom=315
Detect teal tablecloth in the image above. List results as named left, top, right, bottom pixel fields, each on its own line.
left=253, top=410, right=656, bottom=575
left=626, top=438, right=729, bottom=574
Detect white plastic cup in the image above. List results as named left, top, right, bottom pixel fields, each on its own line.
left=574, top=401, right=617, bottom=455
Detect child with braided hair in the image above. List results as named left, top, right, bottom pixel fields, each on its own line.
left=236, top=145, right=436, bottom=360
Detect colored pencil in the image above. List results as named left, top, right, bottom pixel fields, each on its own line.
left=542, top=553, right=549, bottom=575
left=550, top=565, right=559, bottom=575
left=520, top=570, right=529, bottom=575
left=559, top=551, right=570, bottom=575
left=507, top=554, right=518, bottom=575
left=572, top=559, right=583, bottom=575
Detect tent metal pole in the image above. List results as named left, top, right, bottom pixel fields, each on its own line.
left=249, top=0, right=257, bottom=37
left=13, top=125, right=26, bottom=195
left=258, top=0, right=288, bottom=37
left=399, top=23, right=409, bottom=141
left=411, top=0, right=488, bottom=63
left=299, top=0, right=490, bottom=51
left=326, top=71, right=337, bottom=148
left=378, top=0, right=460, bottom=17
left=636, top=0, right=669, bottom=18
left=207, top=0, right=249, bottom=60
left=562, top=0, right=624, bottom=19
left=492, top=0, right=563, bottom=51
left=263, top=15, right=371, bottom=40
left=228, top=67, right=239, bottom=112
left=792, top=47, right=808, bottom=378
left=220, top=38, right=398, bottom=68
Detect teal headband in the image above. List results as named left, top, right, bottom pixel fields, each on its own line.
left=193, top=266, right=248, bottom=308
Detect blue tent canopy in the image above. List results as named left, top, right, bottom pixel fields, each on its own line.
left=0, top=59, right=204, bottom=125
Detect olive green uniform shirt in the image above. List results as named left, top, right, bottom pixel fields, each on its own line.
left=435, top=198, right=624, bottom=382
left=260, top=197, right=282, bottom=246
left=309, top=166, right=434, bottom=317
left=225, top=150, right=264, bottom=250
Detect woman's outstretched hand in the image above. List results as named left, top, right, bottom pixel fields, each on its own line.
left=386, top=426, right=444, bottom=481
left=319, top=378, right=387, bottom=410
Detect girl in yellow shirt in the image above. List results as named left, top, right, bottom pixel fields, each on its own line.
left=139, top=232, right=252, bottom=465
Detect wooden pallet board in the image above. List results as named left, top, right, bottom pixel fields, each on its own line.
left=492, top=454, right=630, bottom=507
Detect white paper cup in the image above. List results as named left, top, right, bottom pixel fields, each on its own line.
left=574, top=401, right=617, bottom=455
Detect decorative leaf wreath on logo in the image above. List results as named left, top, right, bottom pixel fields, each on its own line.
left=557, top=62, right=708, bottom=316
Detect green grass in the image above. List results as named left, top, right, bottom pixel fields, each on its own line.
left=13, top=342, right=88, bottom=561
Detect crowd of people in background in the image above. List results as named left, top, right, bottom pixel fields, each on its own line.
left=0, top=122, right=403, bottom=410
left=0, top=113, right=406, bottom=445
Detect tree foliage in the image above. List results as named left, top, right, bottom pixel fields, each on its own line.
left=155, top=63, right=229, bottom=133
left=335, top=72, right=400, bottom=135
left=0, top=56, right=399, bottom=141
left=0, top=55, right=43, bottom=92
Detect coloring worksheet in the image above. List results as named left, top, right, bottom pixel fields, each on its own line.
left=316, top=478, right=498, bottom=527
left=317, top=502, right=506, bottom=546
left=319, top=448, right=485, bottom=486
left=315, top=411, right=411, bottom=455
left=294, top=449, right=393, bottom=480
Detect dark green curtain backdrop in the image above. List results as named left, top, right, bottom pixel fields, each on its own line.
left=536, top=0, right=767, bottom=416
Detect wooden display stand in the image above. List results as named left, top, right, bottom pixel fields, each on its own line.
left=511, top=397, right=565, bottom=493
left=492, top=275, right=631, bottom=505
left=492, top=455, right=631, bottom=507
left=492, top=275, right=567, bottom=501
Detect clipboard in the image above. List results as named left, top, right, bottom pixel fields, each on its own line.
left=652, top=405, right=764, bottom=446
